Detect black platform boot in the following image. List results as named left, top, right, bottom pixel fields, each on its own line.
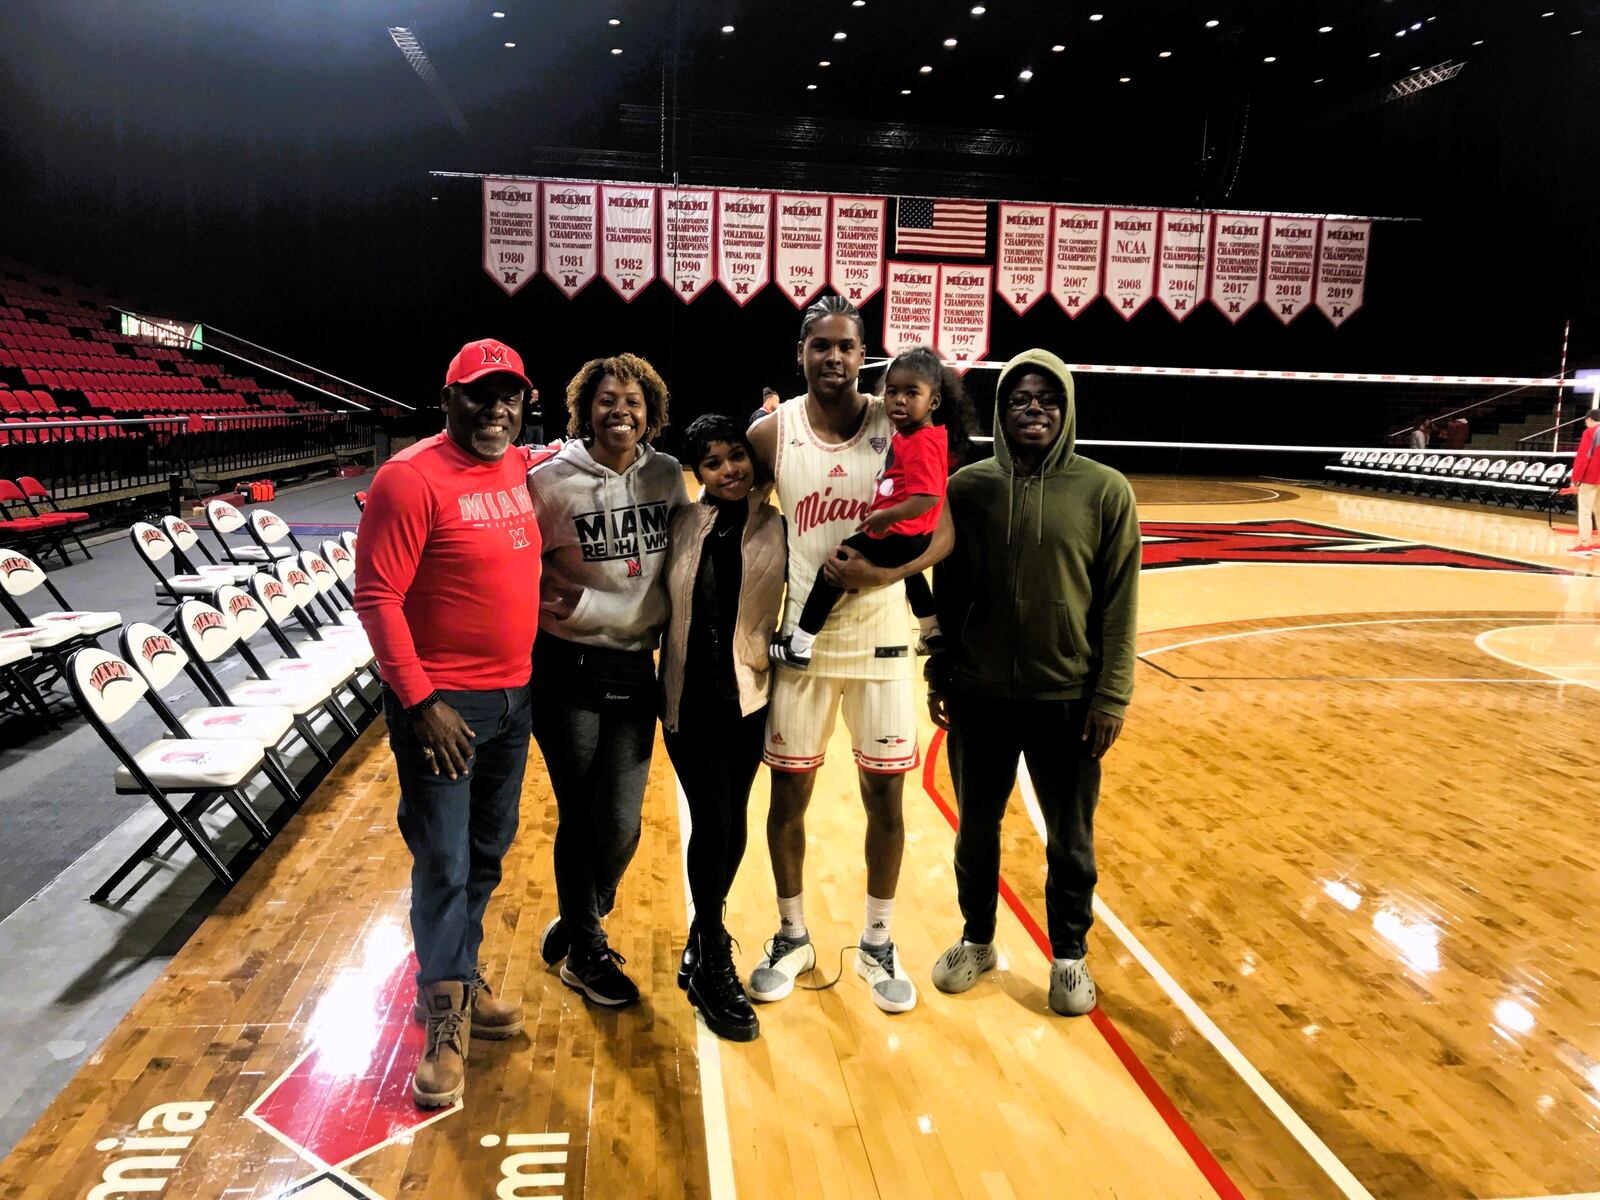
left=687, top=927, right=760, bottom=1042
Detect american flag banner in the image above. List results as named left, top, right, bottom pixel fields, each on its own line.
left=895, top=197, right=988, bottom=257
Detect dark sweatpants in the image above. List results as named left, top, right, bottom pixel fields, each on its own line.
left=946, top=690, right=1100, bottom=960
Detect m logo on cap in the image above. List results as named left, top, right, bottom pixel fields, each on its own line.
left=482, top=343, right=508, bottom=367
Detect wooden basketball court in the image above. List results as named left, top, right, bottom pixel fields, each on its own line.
left=3, top=479, right=1598, bottom=1200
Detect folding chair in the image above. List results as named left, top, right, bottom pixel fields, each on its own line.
left=0, top=636, right=54, bottom=727
left=238, top=577, right=376, bottom=704
left=128, top=522, right=250, bottom=606
left=246, top=506, right=304, bottom=560
left=338, top=530, right=357, bottom=558
left=119, top=622, right=305, bottom=804
left=204, top=499, right=294, bottom=565
left=66, top=646, right=277, bottom=902
left=16, top=476, right=91, bottom=560
left=0, top=481, right=66, bottom=565
left=0, top=548, right=119, bottom=677
left=174, top=596, right=361, bottom=744
left=298, top=549, right=362, bottom=625
left=319, top=539, right=357, bottom=605
left=161, top=515, right=254, bottom=581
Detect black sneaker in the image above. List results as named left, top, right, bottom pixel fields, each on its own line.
left=687, top=929, right=759, bottom=1042
left=915, top=632, right=946, bottom=656
left=677, top=935, right=696, bottom=991
left=560, top=947, right=640, bottom=1007
left=539, top=916, right=570, bottom=966
left=768, top=634, right=811, bottom=671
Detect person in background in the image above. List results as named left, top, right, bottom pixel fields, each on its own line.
left=354, top=337, right=540, bottom=1109
left=1568, top=407, right=1600, bottom=554
left=659, top=414, right=786, bottom=1041
left=527, top=353, right=689, bottom=1008
left=750, top=386, right=781, bottom=427
left=925, top=348, right=1140, bottom=1018
left=1406, top=419, right=1429, bottom=451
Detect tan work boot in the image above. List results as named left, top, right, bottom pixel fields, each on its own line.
left=412, top=966, right=524, bottom=1039
left=413, top=980, right=469, bottom=1108
left=467, top=967, right=524, bottom=1039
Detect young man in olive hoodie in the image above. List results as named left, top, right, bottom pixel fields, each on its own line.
left=925, top=349, right=1140, bottom=1015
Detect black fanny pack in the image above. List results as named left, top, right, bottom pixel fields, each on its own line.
left=540, top=636, right=655, bottom=705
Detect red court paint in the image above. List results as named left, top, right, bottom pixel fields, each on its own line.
left=921, top=729, right=1247, bottom=1200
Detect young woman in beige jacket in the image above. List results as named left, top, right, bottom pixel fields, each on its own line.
left=659, top=414, right=786, bottom=1041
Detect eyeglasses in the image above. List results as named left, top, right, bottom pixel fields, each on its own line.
left=1004, top=391, right=1063, bottom=411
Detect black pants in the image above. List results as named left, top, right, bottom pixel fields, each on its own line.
left=798, top=530, right=934, bottom=634
left=529, top=635, right=658, bottom=959
left=664, top=699, right=767, bottom=933
left=946, top=691, right=1100, bottom=959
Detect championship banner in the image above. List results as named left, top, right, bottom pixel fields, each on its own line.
left=774, top=193, right=829, bottom=308
left=1156, top=210, right=1208, bottom=321
left=1048, top=206, right=1106, bottom=318
left=996, top=203, right=1051, bottom=315
left=829, top=195, right=887, bottom=305
left=660, top=188, right=715, bottom=303
left=1105, top=210, right=1157, bottom=320
left=936, top=264, right=993, bottom=372
left=482, top=178, right=538, bottom=296
left=1265, top=217, right=1320, bottom=324
left=1315, top=219, right=1371, bottom=327
left=883, top=261, right=938, bottom=355
left=716, top=191, right=772, bottom=306
left=1207, top=213, right=1267, bottom=323
left=599, top=185, right=658, bottom=301
left=541, top=181, right=599, bottom=300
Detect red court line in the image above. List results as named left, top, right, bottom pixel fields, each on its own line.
left=920, top=729, right=1247, bottom=1200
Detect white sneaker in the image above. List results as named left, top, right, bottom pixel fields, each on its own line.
left=931, top=939, right=996, bottom=994
left=1048, top=956, right=1097, bottom=1016
left=747, top=932, right=815, bottom=1002
left=856, top=940, right=917, bottom=1013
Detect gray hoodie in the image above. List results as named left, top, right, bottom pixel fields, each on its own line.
left=527, top=438, right=690, bottom=652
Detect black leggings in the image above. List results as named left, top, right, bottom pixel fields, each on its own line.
left=798, top=530, right=934, bottom=634
left=663, top=700, right=767, bottom=933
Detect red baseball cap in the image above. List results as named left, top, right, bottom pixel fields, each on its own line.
left=444, top=338, right=532, bottom=390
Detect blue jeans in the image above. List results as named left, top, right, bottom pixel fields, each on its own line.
left=387, top=685, right=532, bottom=985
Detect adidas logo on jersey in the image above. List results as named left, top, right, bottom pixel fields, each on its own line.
left=827, top=465, right=847, bottom=478
left=769, top=732, right=786, bottom=745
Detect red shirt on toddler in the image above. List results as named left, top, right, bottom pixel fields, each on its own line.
left=867, top=423, right=947, bottom=537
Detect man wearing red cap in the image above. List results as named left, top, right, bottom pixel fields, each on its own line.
left=354, top=338, right=541, bottom=1108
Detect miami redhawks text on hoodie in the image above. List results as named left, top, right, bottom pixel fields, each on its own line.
left=354, top=432, right=541, bottom=707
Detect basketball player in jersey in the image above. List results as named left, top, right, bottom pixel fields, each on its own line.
left=744, top=296, right=953, bottom=1013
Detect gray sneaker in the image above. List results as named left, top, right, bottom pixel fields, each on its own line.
left=931, top=939, right=996, bottom=994
left=747, top=932, right=815, bottom=1002
left=1048, top=956, right=1097, bottom=1016
left=855, top=940, right=917, bottom=1013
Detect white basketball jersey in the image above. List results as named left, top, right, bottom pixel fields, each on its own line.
left=774, top=394, right=912, bottom=680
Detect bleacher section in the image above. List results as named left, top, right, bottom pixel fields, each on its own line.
left=1326, top=450, right=1574, bottom=511
left=0, top=259, right=375, bottom=508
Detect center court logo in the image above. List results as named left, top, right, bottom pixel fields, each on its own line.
left=1139, top=519, right=1559, bottom=573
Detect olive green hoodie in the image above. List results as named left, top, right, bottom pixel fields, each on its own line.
left=932, top=349, right=1140, bottom=715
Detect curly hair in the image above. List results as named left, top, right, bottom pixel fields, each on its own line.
left=564, top=353, right=670, bottom=440
left=882, top=345, right=975, bottom=467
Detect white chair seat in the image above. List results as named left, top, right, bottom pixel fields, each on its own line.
left=223, top=543, right=294, bottom=562
left=178, top=705, right=294, bottom=746
left=228, top=676, right=332, bottom=715
left=33, top=610, right=121, bottom=637
left=115, top=737, right=264, bottom=790
left=263, top=656, right=350, bottom=688
left=0, top=639, right=32, bottom=667
left=159, top=574, right=231, bottom=596
left=9, top=623, right=83, bottom=648
left=336, top=611, right=362, bottom=627
left=196, top=563, right=256, bottom=583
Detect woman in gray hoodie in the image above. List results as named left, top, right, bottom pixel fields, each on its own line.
left=528, top=353, right=689, bottom=1008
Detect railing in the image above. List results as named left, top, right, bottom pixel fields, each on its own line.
left=0, top=412, right=375, bottom=504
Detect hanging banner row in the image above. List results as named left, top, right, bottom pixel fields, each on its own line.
left=481, top=179, right=1371, bottom=328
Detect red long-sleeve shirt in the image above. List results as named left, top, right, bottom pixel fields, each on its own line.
left=1574, top=425, right=1600, bottom=486
left=354, top=433, right=541, bottom=707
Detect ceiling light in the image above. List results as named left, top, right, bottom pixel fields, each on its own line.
left=1472, top=39, right=1483, bottom=45
left=1396, top=29, right=1406, bottom=36
left=1051, top=43, right=1065, bottom=51
left=491, top=11, right=505, bottom=17
left=1572, top=29, right=1583, bottom=35
left=721, top=24, right=734, bottom=33
left=1542, top=10, right=1554, bottom=16
left=920, top=64, right=932, bottom=72
left=1319, top=25, right=1333, bottom=33
left=1411, top=21, right=1422, bottom=30
left=1118, top=75, right=1131, bottom=82
left=1369, top=51, right=1381, bottom=57
left=819, top=59, right=831, bottom=66
left=1410, top=64, right=1420, bottom=69
left=993, top=92, right=1005, bottom=98
left=972, top=4, right=986, bottom=13
left=1263, top=55, right=1277, bottom=62
left=944, top=37, right=958, bottom=46
left=1019, top=68, right=1034, bottom=78
left=1427, top=15, right=1436, bottom=20
left=1205, top=18, right=1219, bottom=28
left=901, top=88, right=911, bottom=93
left=806, top=83, right=817, bottom=90
left=1158, top=49, right=1171, bottom=57
left=1313, top=76, right=1325, bottom=82
left=610, top=46, right=621, bottom=53
left=608, top=17, right=619, bottom=25
left=854, top=0, right=866, bottom=5
left=834, top=31, right=847, bottom=40
left=1089, top=13, right=1104, bottom=21
left=503, top=40, right=516, bottom=47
